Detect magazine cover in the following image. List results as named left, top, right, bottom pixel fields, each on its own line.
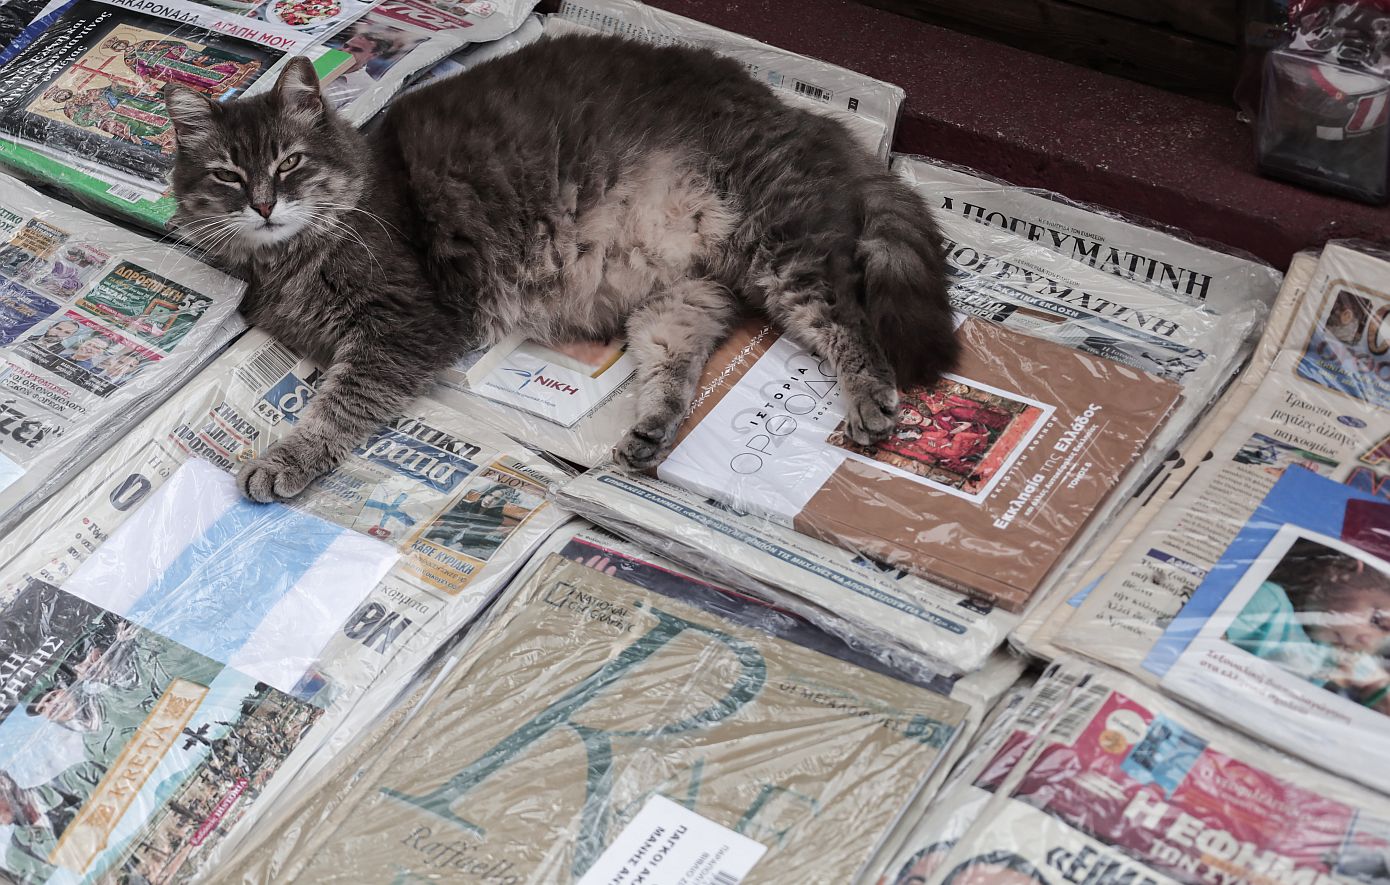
left=0, top=174, right=243, bottom=535
left=0, top=0, right=347, bottom=227
left=0, top=329, right=572, bottom=881
left=1145, top=466, right=1390, bottom=793
left=550, top=0, right=904, bottom=162
left=655, top=317, right=1182, bottom=611
left=1061, top=242, right=1390, bottom=679
left=253, top=554, right=969, bottom=884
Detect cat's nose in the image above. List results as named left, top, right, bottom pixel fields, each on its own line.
left=252, top=202, right=275, bottom=219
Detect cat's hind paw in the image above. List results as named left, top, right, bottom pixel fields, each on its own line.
left=843, top=378, right=899, bottom=447
left=613, top=419, right=678, bottom=472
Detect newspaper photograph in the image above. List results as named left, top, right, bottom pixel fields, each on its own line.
left=0, top=329, right=571, bottom=882
left=0, top=174, right=243, bottom=535
left=1145, top=467, right=1390, bottom=793
left=927, top=660, right=1390, bottom=885
left=1059, top=242, right=1390, bottom=678
left=550, top=0, right=904, bottom=162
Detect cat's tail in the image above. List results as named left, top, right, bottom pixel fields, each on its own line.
left=855, top=176, right=960, bottom=387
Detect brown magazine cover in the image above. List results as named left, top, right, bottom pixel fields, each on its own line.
left=657, top=317, right=1183, bottom=611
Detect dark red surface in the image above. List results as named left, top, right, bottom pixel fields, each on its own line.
left=643, top=0, right=1390, bottom=270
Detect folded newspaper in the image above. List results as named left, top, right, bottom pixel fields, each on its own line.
left=1059, top=242, right=1390, bottom=679
left=1009, top=251, right=1320, bottom=660
left=397, top=10, right=542, bottom=98
left=0, top=172, right=244, bottom=535
left=0, top=328, right=570, bottom=883
left=322, top=0, right=540, bottom=126
left=225, top=552, right=970, bottom=884
left=924, top=661, right=1390, bottom=885
left=0, top=0, right=350, bottom=229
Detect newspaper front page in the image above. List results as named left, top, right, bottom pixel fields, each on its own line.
left=0, top=0, right=348, bottom=229
left=0, top=173, right=244, bottom=534
left=925, top=661, right=1390, bottom=885
left=238, top=553, right=970, bottom=884
left=1059, top=243, right=1390, bottom=679
left=1011, top=251, right=1319, bottom=659
left=0, top=329, right=570, bottom=883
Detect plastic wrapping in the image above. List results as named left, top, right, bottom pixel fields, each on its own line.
left=921, top=660, right=1390, bottom=885
left=322, top=0, right=541, bottom=127
left=0, top=328, right=572, bottom=883
left=222, top=520, right=1027, bottom=882
left=546, top=0, right=904, bottom=163
left=217, top=533, right=973, bottom=884
left=1011, top=251, right=1322, bottom=660
left=1060, top=242, right=1390, bottom=683
left=0, top=0, right=350, bottom=230
left=0, top=173, right=244, bottom=535
left=397, top=10, right=544, bottom=98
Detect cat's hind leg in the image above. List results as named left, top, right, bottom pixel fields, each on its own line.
left=614, top=276, right=734, bottom=470
left=764, top=280, right=900, bottom=447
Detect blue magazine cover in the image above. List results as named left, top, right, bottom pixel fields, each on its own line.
left=1143, top=466, right=1390, bottom=793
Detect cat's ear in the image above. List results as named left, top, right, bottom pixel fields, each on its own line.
left=164, top=84, right=218, bottom=147
left=274, top=56, right=324, bottom=122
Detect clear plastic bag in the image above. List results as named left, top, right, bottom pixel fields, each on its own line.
left=0, top=328, right=573, bottom=883
left=0, top=173, right=244, bottom=535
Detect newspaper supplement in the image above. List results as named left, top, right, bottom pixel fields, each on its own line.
left=322, top=0, right=540, bottom=126
left=1010, top=252, right=1320, bottom=661
left=1060, top=243, right=1390, bottom=677
left=0, top=0, right=346, bottom=228
left=893, top=155, right=1284, bottom=311
left=654, top=318, right=1180, bottom=612
left=1146, top=467, right=1390, bottom=793
left=0, top=174, right=243, bottom=533
left=266, top=554, right=969, bottom=884
left=548, top=0, right=904, bottom=162
left=926, top=661, right=1390, bottom=885
left=0, top=329, right=569, bottom=883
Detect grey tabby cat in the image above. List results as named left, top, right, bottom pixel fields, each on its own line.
left=165, top=34, right=956, bottom=504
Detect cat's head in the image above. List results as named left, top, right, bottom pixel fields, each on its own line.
left=165, top=58, right=367, bottom=260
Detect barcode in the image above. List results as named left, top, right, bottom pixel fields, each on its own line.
left=241, top=343, right=299, bottom=390
left=106, top=184, right=146, bottom=203
left=1050, top=681, right=1113, bottom=745
left=792, top=79, right=831, bottom=102
left=1016, top=671, right=1078, bottom=732
left=711, top=872, right=740, bottom=885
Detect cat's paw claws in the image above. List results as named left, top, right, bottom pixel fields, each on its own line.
left=237, top=452, right=317, bottom=503
left=613, top=422, right=676, bottom=471
left=845, top=382, right=898, bottom=447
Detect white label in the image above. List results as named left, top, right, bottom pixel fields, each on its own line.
left=471, top=337, right=637, bottom=428
left=578, top=795, right=767, bottom=885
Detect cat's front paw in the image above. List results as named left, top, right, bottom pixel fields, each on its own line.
left=843, top=377, right=899, bottom=447
left=613, top=418, right=679, bottom=471
left=237, top=444, right=321, bottom=503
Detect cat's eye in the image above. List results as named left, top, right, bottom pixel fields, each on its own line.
left=277, top=154, right=303, bottom=175
left=211, top=169, right=241, bottom=183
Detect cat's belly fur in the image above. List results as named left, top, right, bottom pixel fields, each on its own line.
left=479, top=151, right=736, bottom=346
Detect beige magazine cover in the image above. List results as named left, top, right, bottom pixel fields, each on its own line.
left=282, top=555, right=969, bottom=884
left=656, top=317, right=1182, bottom=611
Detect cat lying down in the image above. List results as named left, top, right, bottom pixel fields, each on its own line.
left=165, top=33, right=956, bottom=503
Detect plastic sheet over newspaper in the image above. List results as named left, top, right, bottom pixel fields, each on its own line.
left=555, top=155, right=1279, bottom=677
left=0, top=173, right=243, bottom=535
left=1053, top=242, right=1390, bottom=791
left=0, top=329, right=570, bottom=883
left=910, top=661, right=1390, bottom=885
left=218, top=522, right=991, bottom=884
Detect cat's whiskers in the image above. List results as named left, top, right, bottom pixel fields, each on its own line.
left=300, top=209, right=383, bottom=279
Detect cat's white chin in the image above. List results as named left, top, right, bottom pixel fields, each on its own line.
left=238, top=217, right=308, bottom=249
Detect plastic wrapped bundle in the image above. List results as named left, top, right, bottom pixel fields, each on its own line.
left=0, top=173, right=244, bottom=535
left=0, top=0, right=350, bottom=229
left=1060, top=242, right=1390, bottom=681
left=0, top=328, right=571, bottom=883
left=920, top=660, right=1390, bottom=885
left=219, top=533, right=974, bottom=884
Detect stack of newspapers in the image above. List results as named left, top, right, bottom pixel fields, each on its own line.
left=0, top=0, right=1387, bottom=883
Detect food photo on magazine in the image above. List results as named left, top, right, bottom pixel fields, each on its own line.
left=0, top=0, right=1387, bottom=883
